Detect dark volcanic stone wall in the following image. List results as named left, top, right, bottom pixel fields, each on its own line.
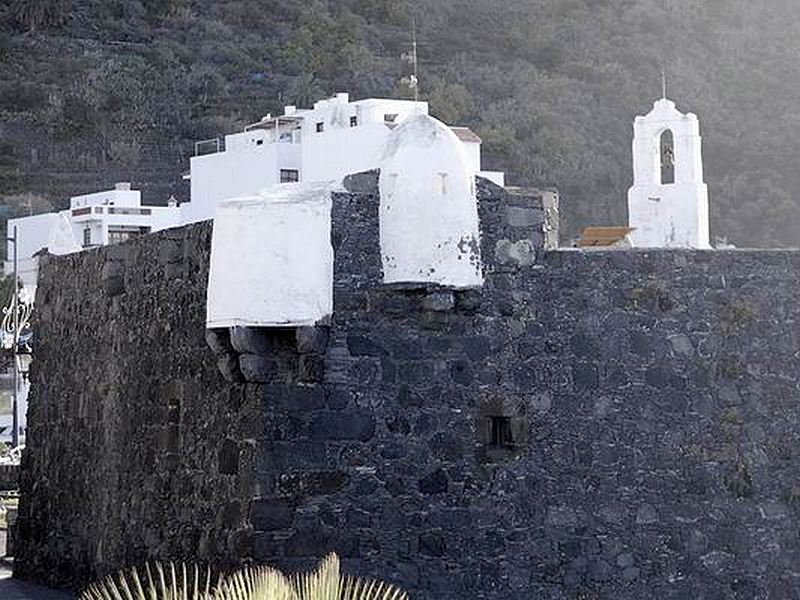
left=16, top=174, right=800, bottom=599
left=14, top=222, right=257, bottom=588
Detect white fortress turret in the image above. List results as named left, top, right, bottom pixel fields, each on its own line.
left=379, top=114, right=483, bottom=288
left=627, top=98, right=710, bottom=248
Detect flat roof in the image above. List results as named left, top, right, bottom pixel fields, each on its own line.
left=451, top=127, right=482, bottom=143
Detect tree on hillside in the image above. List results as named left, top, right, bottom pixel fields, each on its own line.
left=10, top=0, right=69, bottom=32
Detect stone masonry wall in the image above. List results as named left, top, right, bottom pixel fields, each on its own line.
left=14, top=222, right=259, bottom=588
left=16, top=173, right=800, bottom=600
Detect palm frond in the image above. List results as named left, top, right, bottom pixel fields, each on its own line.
left=80, top=554, right=407, bottom=600
left=79, top=562, right=214, bottom=600
left=215, top=564, right=296, bottom=600
left=291, top=554, right=408, bottom=600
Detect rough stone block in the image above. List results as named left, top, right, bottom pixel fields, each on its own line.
left=369, top=291, right=419, bottom=315
left=230, top=327, right=271, bottom=355
left=506, top=206, right=544, bottom=227
left=346, top=335, right=387, bottom=357
left=573, top=362, right=599, bottom=389
left=449, top=359, right=473, bottom=386
left=206, top=328, right=234, bottom=356
left=158, top=238, right=182, bottom=263
left=219, top=500, right=242, bottom=528
left=298, top=354, right=325, bottom=383
left=325, top=388, right=350, bottom=410
left=455, top=290, right=482, bottom=313
left=101, top=262, right=125, bottom=297
left=229, top=527, right=254, bottom=559
left=252, top=531, right=283, bottom=560
left=495, top=239, right=536, bottom=266
left=342, top=170, right=379, bottom=195
left=164, top=262, right=183, bottom=280
left=296, top=326, right=329, bottom=354
left=309, top=412, right=375, bottom=441
left=250, top=498, right=295, bottom=531
left=418, top=531, right=446, bottom=556
left=239, top=354, right=278, bottom=383
left=418, top=468, right=448, bottom=494
left=217, top=354, right=244, bottom=383
left=284, top=526, right=359, bottom=558
left=422, top=292, right=455, bottom=312
left=277, top=470, right=349, bottom=497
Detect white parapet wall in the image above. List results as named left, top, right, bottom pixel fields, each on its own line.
left=206, top=182, right=335, bottom=328
left=379, top=114, right=483, bottom=288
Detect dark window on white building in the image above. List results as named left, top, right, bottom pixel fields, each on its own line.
left=350, top=116, right=358, bottom=127
left=82, top=228, right=91, bottom=247
left=316, top=122, right=325, bottom=133
left=108, top=227, right=149, bottom=245
left=384, top=113, right=398, bottom=123
left=280, top=169, right=300, bottom=183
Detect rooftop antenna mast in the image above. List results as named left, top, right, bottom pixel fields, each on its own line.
left=411, top=15, right=419, bottom=101
left=661, top=70, right=667, bottom=99
left=400, top=13, right=420, bottom=101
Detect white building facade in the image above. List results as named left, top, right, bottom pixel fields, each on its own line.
left=627, top=98, right=710, bottom=248
left=182, top=93, right=505, bottom=223
left=6, top=183, right=181, bottom=289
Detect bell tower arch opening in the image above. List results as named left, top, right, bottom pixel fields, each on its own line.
left=659, top=129, right=675, bottom=185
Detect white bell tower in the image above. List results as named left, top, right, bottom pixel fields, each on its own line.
left=627, top=98, right=710, bottom=248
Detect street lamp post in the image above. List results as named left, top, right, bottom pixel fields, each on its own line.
left=9, top=226, right=18, bottom=448
left=1, top=226, right=33, bottom=449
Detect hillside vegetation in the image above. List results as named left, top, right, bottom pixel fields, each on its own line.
left=2, top=0, right=800, bottom=247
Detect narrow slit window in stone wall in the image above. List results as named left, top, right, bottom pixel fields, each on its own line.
left=490, top=416, right=513, bottom=448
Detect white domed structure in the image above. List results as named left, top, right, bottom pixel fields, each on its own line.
left=379, top=114, right=483, bottom=288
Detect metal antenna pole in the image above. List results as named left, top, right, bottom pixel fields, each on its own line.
left=11, top=226, right=18, bottom=448
left=661, top=70, right=667, bottom=99
left=412, top=15, right=419, bottom=102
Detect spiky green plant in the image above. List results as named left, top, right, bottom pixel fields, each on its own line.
left=80, top=562, right=213, bottom=600
left=80, top=554, right=408, bottom=600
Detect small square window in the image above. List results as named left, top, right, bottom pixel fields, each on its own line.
left=280, top=169, right=299, bottom=183
left=316, top=122, right=325, bottom=133
left=384, top=113, right=398, bottom=123
left=350, top=116, right=358, bottom=127
left=256, top=139, right=263, bottom=145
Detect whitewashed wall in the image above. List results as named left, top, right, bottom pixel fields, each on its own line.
left=206, top=182, right=334, bottom=328
left=379, top=114, right=483, bottom=288
left=186, top=130, right=285, bottom=224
